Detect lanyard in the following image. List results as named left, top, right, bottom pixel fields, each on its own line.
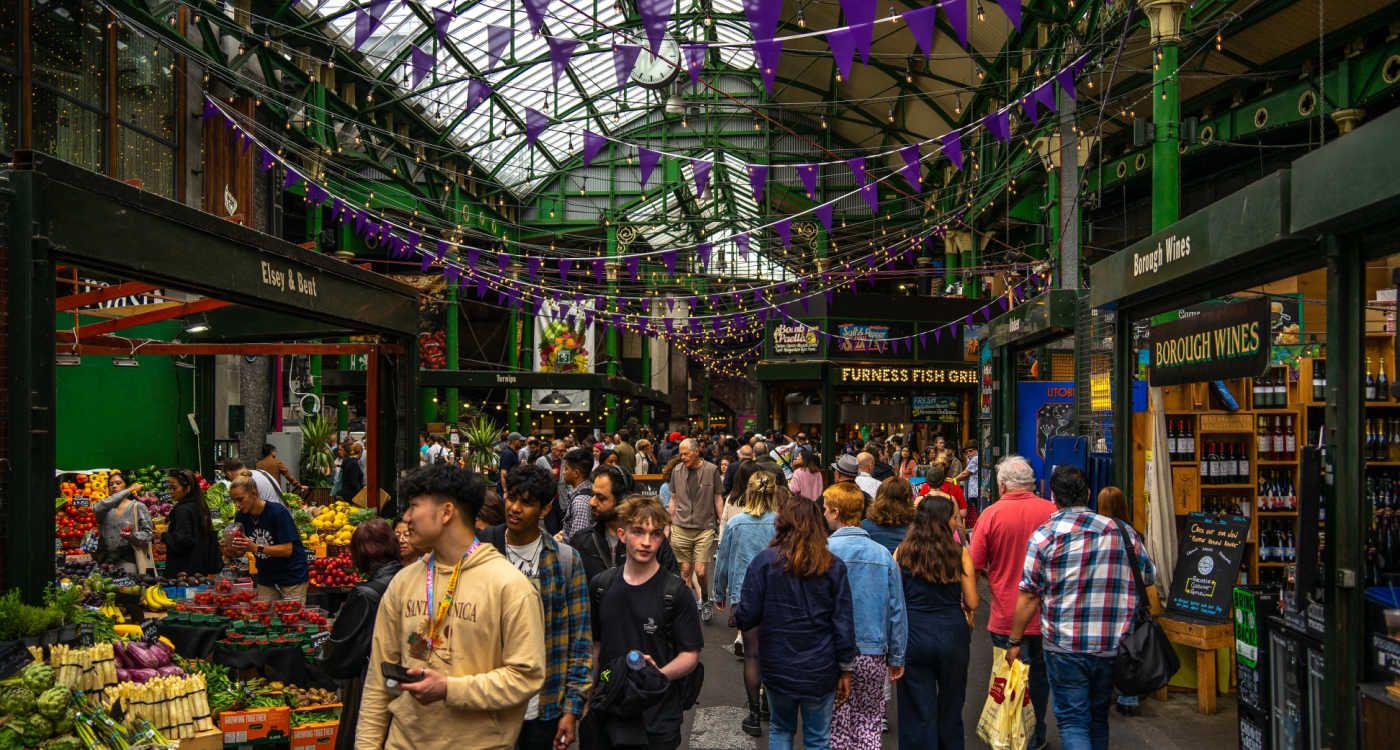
left=423, top=539, right=480, bottom=646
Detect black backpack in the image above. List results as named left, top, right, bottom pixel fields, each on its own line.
left=590, top=568, right=704, bottom=710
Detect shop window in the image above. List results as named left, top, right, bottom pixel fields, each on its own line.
left=31, top=86, right=103, bottom=172
left=115, top=25, right=174, bottom=140
left=117, top=127, right=174, bottom=199
left=0, top=5, right=16, bottom=156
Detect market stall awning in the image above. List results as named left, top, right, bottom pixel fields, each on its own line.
left=414, top=369, right=669, bottom=406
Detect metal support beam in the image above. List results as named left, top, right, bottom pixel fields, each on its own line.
left=445, top=284, right=460, bottom=424
left=55, top=282, right=161, bottom=311
left=73, top=298, right=233, bottom=339
left=1058, top=91, right=1080, bottom=289
left=1151, top=42, right=1182, bottom=230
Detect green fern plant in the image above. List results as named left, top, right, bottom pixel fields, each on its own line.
left=299, top=415, right=336, bottom=489
left=461, top=416, right=503, bottom=476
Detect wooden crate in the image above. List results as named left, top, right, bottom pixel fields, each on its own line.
left=1199, top=413, right=1253, bottom=433
left=219, top=707, right=291, bottom=744
left=1172, top=466, right=1200, bottom=515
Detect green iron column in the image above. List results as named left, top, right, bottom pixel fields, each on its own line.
left=1142, top=0, right=1186, bottom=231
left=507, top=306, right=521, bottom=432
left=305, top=80, right=328, bottom=421
left=639, top=314, right=652, bottom=426
left=445, top=285, right=460, bottom=424
left=605, top=224, right=620, bottom=433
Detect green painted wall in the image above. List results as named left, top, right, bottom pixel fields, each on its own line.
left=55, top=319, right=198, bottom=472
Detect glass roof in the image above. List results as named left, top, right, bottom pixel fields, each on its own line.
left=300, top=0, right=757, bottom=196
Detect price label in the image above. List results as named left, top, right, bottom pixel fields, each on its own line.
left=1374, top=634, right=1400, bottom=678
left=79, top=624, right=95, bottom=647
left=112, top=577, right=135, bottom=588
left=141, top=620, right=160, bottom=644
left=309, top=630, right=331, bottom=651
left=73, top=496, right=90, bottom=509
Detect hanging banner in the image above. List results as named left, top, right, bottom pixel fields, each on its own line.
left=1148, top=298, right=1271, bottom=386
left=532, top=300, right=594, bottom=412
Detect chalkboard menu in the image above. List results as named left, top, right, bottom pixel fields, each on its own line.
left=1166, top=513, right=1252, bottom=623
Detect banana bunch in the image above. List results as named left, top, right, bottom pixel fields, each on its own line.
left=27, top=642, right=119, bottom=692
left=140, top=585, right=174, bottom=611
left=99, top=594, right=126, bottom=624
left=101, top=673, right=217, bottom=740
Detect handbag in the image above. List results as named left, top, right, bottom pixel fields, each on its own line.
left=1112, top=523, right=1179, bottom=695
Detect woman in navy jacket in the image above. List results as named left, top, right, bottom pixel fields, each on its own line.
left=734, top=496, right=856, bottom=750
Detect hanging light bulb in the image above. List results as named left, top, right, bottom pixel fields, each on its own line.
left=976, top=1, right=985, bottom=22
left=887, top=104, right=896, bottom=123
left=820, top=114, right=828, bottom=129
left=954, top=93, right=962, bottom=115
left=797, top=8, right=806, bottom=28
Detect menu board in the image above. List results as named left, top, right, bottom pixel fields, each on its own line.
left=911, top=395, right=961, bottom=424
left=1166, top=512, right=1252, bottom=623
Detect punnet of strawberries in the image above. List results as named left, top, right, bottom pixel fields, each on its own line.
left=308, top=553, right=361, bottom=588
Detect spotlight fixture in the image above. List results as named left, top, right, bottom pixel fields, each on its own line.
left=56, top=352, right=81, bottom=367
left=539, top=390, right=572, bottom=406
left=112, top=356, right=140, bottom=368
left=185, top=314, right=211, bottom=334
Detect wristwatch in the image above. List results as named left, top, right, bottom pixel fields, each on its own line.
left=1006, top=638, right=1021, bottom=647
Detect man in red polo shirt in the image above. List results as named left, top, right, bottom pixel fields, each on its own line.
left=970, top=455, right=1055, bottom=750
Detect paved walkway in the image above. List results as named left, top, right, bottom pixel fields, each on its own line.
left=681, top=581, right=1238, bottom=750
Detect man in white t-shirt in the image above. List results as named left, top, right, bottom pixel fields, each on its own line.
left=222, top=459, right=282, bottom=505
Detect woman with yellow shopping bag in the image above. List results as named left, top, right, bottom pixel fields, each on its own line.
left=894, top=496, right=978, bottom=750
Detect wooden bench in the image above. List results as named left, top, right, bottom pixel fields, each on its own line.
left=1155, top=616, right=1235, bottom=714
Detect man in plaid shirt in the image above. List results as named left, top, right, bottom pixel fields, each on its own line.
left=1006, top=466, right=1156, bottom=750
left=479, top=464, right=593, bottom=750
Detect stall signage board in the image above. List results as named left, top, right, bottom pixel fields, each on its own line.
left=911, top=395, right=961, bottom=423
left=1166, top=512, right=1251, bottom=623
left=1148, top=298, right=1271, bottom=386
left=833, top=322, right=911, bottom=355
left=769, top=324, right=820, bottom=356
left=833, top=364, right=978, bottom=387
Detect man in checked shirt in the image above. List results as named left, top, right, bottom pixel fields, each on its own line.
left=1005, top=465, right=1157, bottom=750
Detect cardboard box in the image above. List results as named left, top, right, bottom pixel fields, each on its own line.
left=219, top=707, right=291, bottom=744
left=175, top=727, right=223, bottom=750
left=291, top=721, right=340, bottom=750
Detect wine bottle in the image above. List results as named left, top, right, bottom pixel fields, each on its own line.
left=1285, top=415, right=1297, bottom=457
left=1201, top=442, right=1213, bottom=484
left=1313, top=359, right=1325, bottom=402
left=1366, top=358, right=1377, bottom=401
left=1257, top=417, right=1270, bottom=462
left=1238, top=441, right=1250, bottom=484
left=1381, top=358, right=1391, bottom=402
left=1184, top=420, right=1195, bottom=458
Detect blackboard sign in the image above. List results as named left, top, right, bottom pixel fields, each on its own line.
left=141, top=619, right=160, bottom=644
left=1149, top=298, right=1271, bottom=386
left=310, top=630, right=332, bottom=652
left=1166, top=513, right=1251, bottom=622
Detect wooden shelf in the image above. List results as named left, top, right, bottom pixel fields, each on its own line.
left=1258, top=511, right=1299, bottom=517
left=1202, top=484, right=1253, bottom=490
left=1170, top=461, right=1199, bottom=467
left=1254, top=408, right=1300, bottom=413
left=1258, top=460, right=1299, bottom=465
left=1365, top=402, right=1400, bottom=408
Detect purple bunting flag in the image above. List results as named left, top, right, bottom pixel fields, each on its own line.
left=683, top=44, right=707, bottom=84
left=625, top=256, right=640, bottom=281
left=736, top=233, right=750, bottom=259
left=919, top=331, right=928, bottom=347
left=434, top=240, right=449, bottom=262
left=814, top=202, right=835, bottom=233
left=201, top=98, right=218, bottom=120
left=545, top=37, right=579, bottom=84
left=522, top=0, right=553, bottom=35
left=433, top=8, right=453, bottom=45
left=903, top=5, right=939, bottom=57
left=497, top=254, right=510, bottom=273
left=420, top=253, right=434, bottom=272
left=558, top=258, right=572, bottom=282
left=996, top=0, right=1022, bottom=31
left=307, top=183, right=329, bottom=205
left=444, top=265, right=461, bottom=285
left=369, top=0, right=391, bottom=20
left=846, top=156, right=867, bottom=185
left=1033, top=80, right=1058, bottom=116
left=593, top=259, right=606, bottom=283
left=934, top=328, right=942, bottom=343
left=941, top=130, right=964, bottom=170
left=525, top=107, right=550, bottom=146
left=613, top=44, right=642, bottom=91
left=526, top=257, right=542, bottom=282
left=692, top=158, right=712, bottom=197
left=860, top=182, right=879, bottom=214
left=582, top=131, right=607, bottom=167
left=753, top=39, right=782, bottom=96
left=774, top=217, right=792, bottom=247
left=475, top=276, right=488, bottom=297
left=465, top=79, right=491, bottom=113
left=465, top=248, right=480, bottom=272
left=486, top=24, right=511, bottom=69
left=283, top=168, right=303, bottom=190
left=742, top=0, right=782, bottom=42
left=839, top=0, right=878, bottom=62
left=638, top=147, right=661, bottom=188
left=985, top=109, right=1011, bottom=142
left=697, top=242, right=712, bottom=268
left=940, top=0, right=969, bottom=49
left=900, top=144, right=922, bottom=188
left=1056, top=68, right=1078, bottom=101
left=661, top=250, right=677, bottom=275
left=797, top=163, right=819, bottom=198
left=409, top=45, right=432, bottom=88
left=352, top=11, right=380, bottom=51
left=825, top=26, right=857, bottom=82
left=748, top=164, right=769, bottom=203
left=1021, top=90, right=1041, bottom=126
left=637, top=0, right=673, bottom=55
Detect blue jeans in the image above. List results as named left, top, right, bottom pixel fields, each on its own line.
left=1043, top=652, right=1116, bottom=750
left=767, top=691, right=836, bottom=750
left=990, top=633, right=1048, bottom=748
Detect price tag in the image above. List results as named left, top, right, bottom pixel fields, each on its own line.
left=1374, top=634, right=1400, bottom=678
left=73, top=496, right=90, bottom=509
left=112, top=577, right=135, bottom=588
left=309, top=630, right=331, bottom=651
left=141, top=620, right=160, bottom=644
left=78, top=624, right=95, bottom=647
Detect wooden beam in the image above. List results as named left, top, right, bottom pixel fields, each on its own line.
left=74, top=298, right=232, bottom=338
left=55, top=282, right=161, bottom=311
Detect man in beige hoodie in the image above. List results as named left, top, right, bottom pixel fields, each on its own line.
left=357, top=464, right=545, bottom=750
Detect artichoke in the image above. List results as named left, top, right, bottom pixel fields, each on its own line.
left=19, top=663, right=53, bottom=694
left=18, top=716, right=53, bottom=747
left=0, top=686, right=36, bottom=716
left=43, top=736, right=81, bottom=750
left=35, top=687, right=68, bottom=721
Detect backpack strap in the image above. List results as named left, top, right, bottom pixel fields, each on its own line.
left=555, top=539, right=577, bottom=584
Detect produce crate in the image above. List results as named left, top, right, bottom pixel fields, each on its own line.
left=218, top=707, right=291, bottom=744
left=176, top=726, right=223, bottom=750
left=290, top=721, right=339, bottom=750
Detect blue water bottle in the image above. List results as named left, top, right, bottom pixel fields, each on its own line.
left=626, top=650, right=645, bottom=670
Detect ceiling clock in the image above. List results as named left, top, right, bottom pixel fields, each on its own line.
left=629, top=36, right=681, bottom=89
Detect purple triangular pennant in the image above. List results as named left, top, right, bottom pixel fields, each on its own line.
left=683, top=44, right=707, bottom=84
left=434, top=240, right=449, bottom=262
left=526, top=257, right=542, bottom=282
left=941, top=130, right=964, bottom=170
left=1056, top=68, right=1078, bottom=101
left=940, top=0, right=969, bottom=49
left=352, top=11, right=380, bottom=51
left=283, top=168, right=303, bottom=189
left=661, top=250, right=677, bottom=275
left=465, top=248, right=480, bottom=271
left=985, top=109, right=1011, bottom=142
left=625, top=256, right=640, bottom=280
left=1033, top=80, right=1058, bottom=116
left=444, top=265, right=461, bottom=284
left=736, top=233, right=750, bottom=259
left=846, top=156, right=867, bottom=185
left=486, top=24, right=511, bottom=69
left=638, top=147, right=661, bottom=188
left=691, top=159, right=712, bottom=197
left=900, top=144, right=922, bottom=188
left=420, top=253, right=434, bottom=272
left=774, top=217, right=792, bottom=247
left=369, top=0, right=391, bottom=20
left=1021, top=90, right=1041, bottom=126
left=465, top=79, right=491, bottom=113
left=410, top=45, right=432, bottom=88
left=612, top=44, right=642, bottom=91
left=753, top=39, right=782, bottom=96
left=497, top=254, right=510, bottom=273
left=748, top=164, right=769, bottom=203
left=524, top=107, right=550, bottom=146
left=860, top=183, right=879, bottom=214
left=934, top=328, right=942, bottom=343
left=546, top=37, right=578, bottom=84
left=522, top=0, right=553, bottom=35
left=433, top=9, right=453, bottom=45
left=697, top=242, right=712, bottom=268
left=593, top=259, right=606, bottom=283
left=919, top=332, right=928, bottom=347
left=582, top=131, right=607, bottom=167
left=307, top=183, right=329, bottom=205
left=797, top=163, right=819, bottom=198
left=743, top=0, right=782, bottom=41
left=839, top=0, right=878, bottom=63
left=814, top=203, right=834, bottom=233
left=637, top=0, right=673, bottom=55
left=996, top=0, right=1022, bottom=31
left=825, top=26, right=857, bottom=82
left=558, top=258, right=572, bottom=282
left=903, top=5, right=939, bottom=57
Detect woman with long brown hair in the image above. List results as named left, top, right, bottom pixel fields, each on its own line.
left=862, top=477, right=916, bottom=553
left=894, top=496, right=978, bottom=750
left=734, top=496, right=857, bottom=750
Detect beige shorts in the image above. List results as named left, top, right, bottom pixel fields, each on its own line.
left=256, top=581, right=309, bottom=603
left=670, top=526, right=716, bottom=564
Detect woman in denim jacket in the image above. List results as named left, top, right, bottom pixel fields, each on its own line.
left=715, top=471, right=782, bottom=736
left=823, top=482, right=909, bottom=750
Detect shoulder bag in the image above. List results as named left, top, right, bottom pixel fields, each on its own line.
left=1112, top=523, right=1179, bottom=695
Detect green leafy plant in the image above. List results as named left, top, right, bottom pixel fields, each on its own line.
left=460, top=416, right=503, bottom=476
left=298, top=416, right=336, bottom=489
left=0, top=590, right=61, bottom=641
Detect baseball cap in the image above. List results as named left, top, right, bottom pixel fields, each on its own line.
left=506, top=432, right=525, bottom=442
left=668, top=431, right=683, bottom=441
left=831, top=455, right=860, bottom=476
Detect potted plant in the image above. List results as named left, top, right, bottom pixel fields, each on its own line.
left=460, top=416, right=503, bottom=479
left=299, top=415, right=336, bottom=506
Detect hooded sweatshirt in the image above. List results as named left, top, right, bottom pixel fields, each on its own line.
left=356, top=544, right=546, bottom=750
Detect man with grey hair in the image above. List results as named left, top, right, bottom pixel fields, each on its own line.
left=855, top=451, right=882, bottom=498
left=970, top=455, right=1056, bottom=749
left=667, top=437, right=724, bottom=622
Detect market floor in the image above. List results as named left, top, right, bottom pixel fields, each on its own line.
left=680, top=580, right=1239, bottom=750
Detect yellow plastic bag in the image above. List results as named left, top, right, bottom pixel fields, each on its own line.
left=976, top=646, right=1036, bottom=750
